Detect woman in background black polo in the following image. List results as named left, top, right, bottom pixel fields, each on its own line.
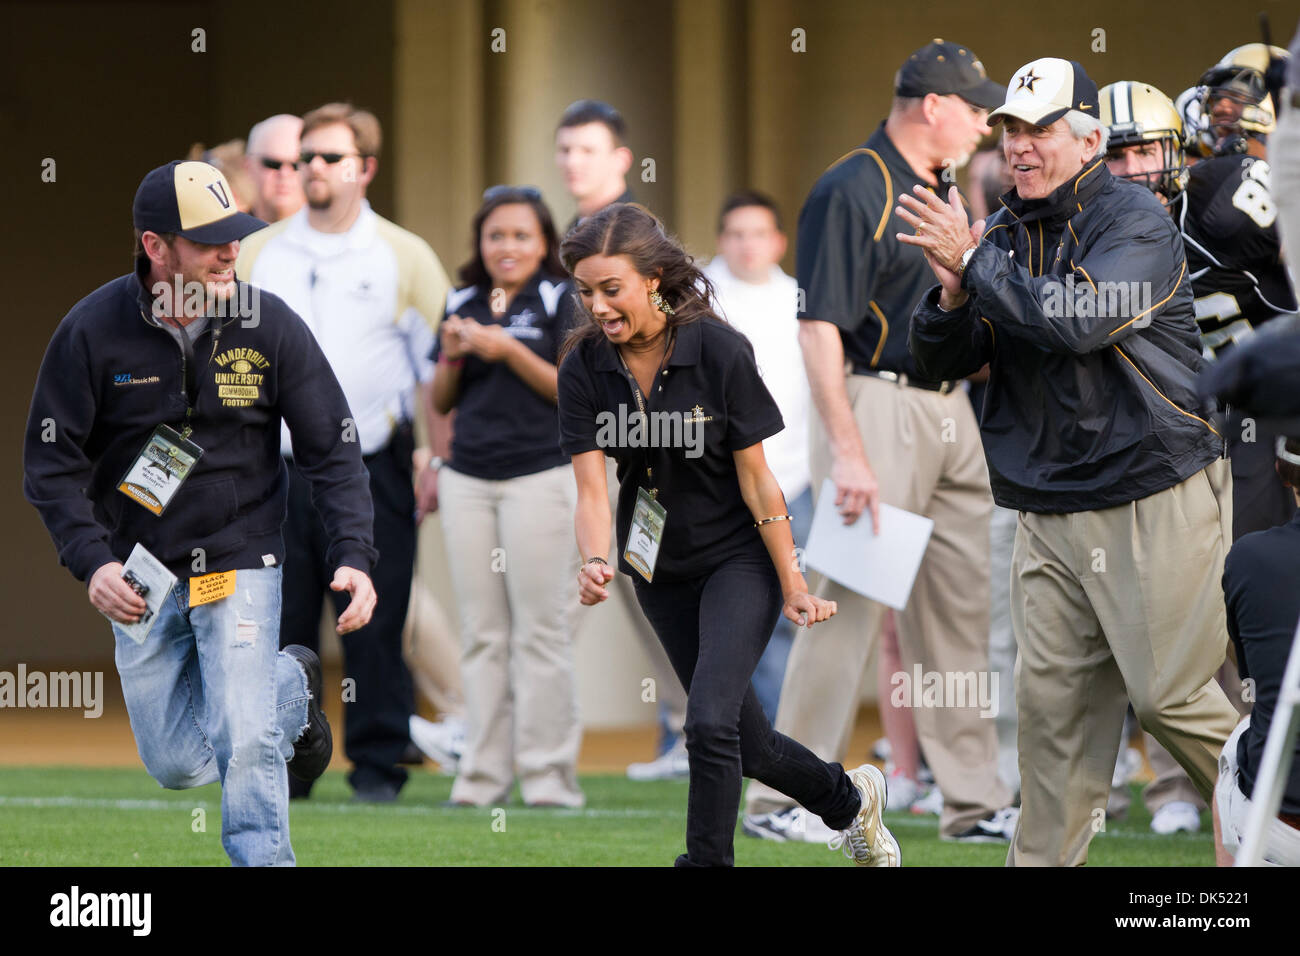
left=557, top=203, right=900, bottom=866
left=429, top=186, right=583, bottom=808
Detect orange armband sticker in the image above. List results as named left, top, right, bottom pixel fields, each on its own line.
left=190, top=570, right=236, bottom=606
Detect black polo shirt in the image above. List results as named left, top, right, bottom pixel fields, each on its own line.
left=431, top=271, right=576, bottom=480
left=557, top=317, right=784, bottom=583
left=798, top=122, right=944, bottom=381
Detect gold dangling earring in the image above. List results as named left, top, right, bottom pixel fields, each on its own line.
left=649, top=288, right=675, bottom=316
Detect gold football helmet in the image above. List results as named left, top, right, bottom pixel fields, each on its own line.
left=1199, top=43, right=1290, bottom=146
left=1100, top=81, right=1189, bottom=199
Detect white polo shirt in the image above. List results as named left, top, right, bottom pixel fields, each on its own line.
left=238, top=201, right=451, bottom=456
left=703, top=257, right=811, bottom=500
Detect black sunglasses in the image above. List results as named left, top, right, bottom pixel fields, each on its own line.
left=257, top=157, right=297, bottom=172
left=482, top=184, right=543, bottom=202
left=298, top=151, right=364, bottom=167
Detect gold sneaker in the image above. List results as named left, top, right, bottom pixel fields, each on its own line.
left=828, top=763, right=901, bottom=867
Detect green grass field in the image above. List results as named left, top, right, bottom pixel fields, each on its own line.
left=0, top=767, right=1215, bottom=866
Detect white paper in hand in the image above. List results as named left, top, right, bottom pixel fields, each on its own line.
left=114, top=543, right=178, bottom=644
left=803, top=479, right=934, bottom=610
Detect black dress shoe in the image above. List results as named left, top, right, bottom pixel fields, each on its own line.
left=283, top=645, right=332, bottom=783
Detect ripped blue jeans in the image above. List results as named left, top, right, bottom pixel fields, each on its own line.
left=113, top=566, right=309, bottom=866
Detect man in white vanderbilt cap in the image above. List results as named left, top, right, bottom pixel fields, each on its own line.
left=23, top=160, right=378, bottom=865
left=902, top=58, right=1240, bottom=865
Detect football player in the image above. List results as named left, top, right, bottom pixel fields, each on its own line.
left=1103, top=74, right=1296, bottom=363
left=1199, top=43, right=1290, bottom=158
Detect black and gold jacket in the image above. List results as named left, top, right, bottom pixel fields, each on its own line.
left=909, top=160, right=1223, bottom=514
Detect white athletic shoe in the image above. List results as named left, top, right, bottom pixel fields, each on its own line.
left=910, top=785, right=944, bottom=816
left=829, top=764, right=901, bottom=866
left=1151, top=800, right=1202, bottom=835
left=626, top=739, right=690, bottom=781
left=944, top=806, right=1020, bottom=843
left=1112, top=746, right=1143, bottom=788
left=884, top=769, right=924, bottom=811
left=408, top=714, right=465, bottom=774
left=742, top=806, right=837, bottom=843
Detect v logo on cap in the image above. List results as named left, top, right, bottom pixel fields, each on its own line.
left=206, top=181, right=231, bottom=210
left=1016, top=70, right=1042, bottom=93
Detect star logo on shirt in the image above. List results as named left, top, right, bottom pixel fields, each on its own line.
left=1016, top=69, right=1041, bottom=94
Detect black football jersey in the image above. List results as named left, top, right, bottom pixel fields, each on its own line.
left=1178, top=154, right=1297, bottom=354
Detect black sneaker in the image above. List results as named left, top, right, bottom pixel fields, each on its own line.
left=352, top=782, right=400, bottom=804
left=943, top=806, right=1020, bottom=843
left=284, top=645, right=332, bottom=783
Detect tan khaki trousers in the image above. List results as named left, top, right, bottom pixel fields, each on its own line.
left=745, top=374, right=1009, bottom=836
left=1008, top=458, right=1240, bottom=866
left=439, top=465, right=584, bottom=807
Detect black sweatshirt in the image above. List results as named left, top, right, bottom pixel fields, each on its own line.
left=23, top=264, right=377, bottom=583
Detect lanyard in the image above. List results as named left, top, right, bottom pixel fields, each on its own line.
left=145, top=307, right=222, bottom=440
left=615, top=329, right=674, bottom=497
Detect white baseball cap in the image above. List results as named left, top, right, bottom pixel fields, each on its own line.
left=989, top=58, right=1101, bottom=127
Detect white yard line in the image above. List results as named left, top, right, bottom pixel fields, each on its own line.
left=0, top=795, right=666, bottom=818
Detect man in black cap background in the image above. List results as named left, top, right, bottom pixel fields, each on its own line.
left=743, top=39, right=1019, bottom=845
left=22, top=160, right=378, bottom=865
left=905, top=57, right=1240, bottom=866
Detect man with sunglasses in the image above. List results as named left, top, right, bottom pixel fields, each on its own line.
left=243, top=114, right=305, bottom=225
left=238, top=102, right=451, bottom=803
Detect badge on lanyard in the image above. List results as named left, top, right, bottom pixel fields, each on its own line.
left=625, top=486, right=667, bottom=582
left=118, top=424, right=204, bottom=516
left=616, top=329, right=674, bottom=583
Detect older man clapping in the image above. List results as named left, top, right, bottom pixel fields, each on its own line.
left=902, top=58, right=1240, bottom=867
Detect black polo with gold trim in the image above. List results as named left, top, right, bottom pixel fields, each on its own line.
left=797, top=122, right=947, bottom=382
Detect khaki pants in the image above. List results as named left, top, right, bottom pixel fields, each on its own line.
left=439, top=465, right=584, bottom=807
left=745, top=374, right=1009, bottom=837
left=1141, top=653, right=1250, bottom=815
left=1008, top=458, right=1240, bottom=866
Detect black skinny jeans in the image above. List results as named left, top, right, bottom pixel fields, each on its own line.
left=633, top=546, right=861, bottom=866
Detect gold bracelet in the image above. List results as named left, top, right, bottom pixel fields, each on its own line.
left=754, top=514, right=793, bottom=528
